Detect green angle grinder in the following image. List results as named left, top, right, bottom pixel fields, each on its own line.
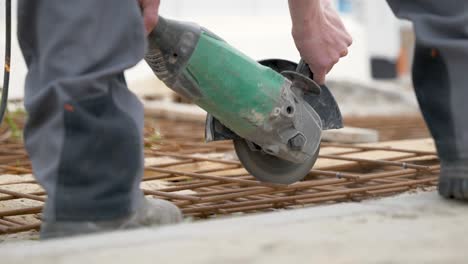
left=145, top=17, right=343, bottom=184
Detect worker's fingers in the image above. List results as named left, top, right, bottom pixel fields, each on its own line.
left=143, top=10, right=158, bottom=34
left=340, top=48, right=348, bottom=57
left=138, top=0, right=160, bottom=35
left=333, top=23, right=353, bottom=47
left=303, top=47, right=342, bottom=84
left=344, top=31, right=353, bottom=46
left=313, top=70, right=327, bottom=85
left=329, top=21, right=353, bottom=48
left=336, top=26, right=353, bottom=47
left=326, top=56, right=339, bottom=74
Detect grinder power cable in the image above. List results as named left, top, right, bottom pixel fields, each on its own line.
left=0, top=0, right=11, bottom=125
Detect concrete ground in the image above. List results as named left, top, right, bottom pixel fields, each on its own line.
left=1, top=191, right=467, bottom=264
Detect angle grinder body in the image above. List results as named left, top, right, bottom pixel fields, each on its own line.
left=145, top=17, right=343, bottom=184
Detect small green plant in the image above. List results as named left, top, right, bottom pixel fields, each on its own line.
left=5, top=113, right=21, bottom=139
left=149, top=130, right=162, bottom=143
left=145, top=129, right=163, bottom=148
left=3, top=108, right=25, bottom=140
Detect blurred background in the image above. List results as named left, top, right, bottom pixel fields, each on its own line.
left=0, top=0, right=428, bottom=139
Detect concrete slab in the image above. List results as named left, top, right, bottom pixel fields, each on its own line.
left=322, top=126, right=379, bottom=143
left=1, top=191, right=468, bottom=264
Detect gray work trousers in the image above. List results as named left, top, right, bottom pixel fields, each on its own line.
left=387, top=0, right=468, bottom=173
left=17, top=0, right=147, bottom=221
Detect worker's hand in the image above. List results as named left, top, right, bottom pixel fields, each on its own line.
left=138, top=0, right=161, bottom=35
left=289, top=0, right=352, bottom=85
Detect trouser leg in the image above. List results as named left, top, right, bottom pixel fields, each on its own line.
left=387, top=0, right=468, bottom=198
left=17, top=0, right=147, bottom=221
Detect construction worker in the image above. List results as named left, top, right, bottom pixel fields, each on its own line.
left=16, top=0, right=465, bottom=240
left=16, top=0, right=350, bottom=240
left=294, top=0, right=468, bottom=202
left=295, top=0, right=468, bottom=200
left=294, top=0, right=468, bottom=200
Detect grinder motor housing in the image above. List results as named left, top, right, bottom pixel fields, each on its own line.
left=145, top=17, right=343, bottom=184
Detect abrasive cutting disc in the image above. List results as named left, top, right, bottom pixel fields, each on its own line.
left=234, top=138, right=320, bottom=185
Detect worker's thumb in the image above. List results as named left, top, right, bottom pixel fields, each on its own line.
left=313, top=71, right=326, bottom=85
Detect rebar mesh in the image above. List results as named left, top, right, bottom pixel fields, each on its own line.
left=0, top=115, right=438, bottom=236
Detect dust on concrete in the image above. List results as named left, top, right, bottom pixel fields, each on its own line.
left=0, top=231, right=39, bottom=244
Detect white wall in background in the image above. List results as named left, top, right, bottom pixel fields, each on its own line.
left=0, top=0, right=396, bottom=100
left=128, top=0, right=371, bottom=86
left=363, top=1, right=400, bottom=60
left=160, top=0, right=288, bottom=17
left=0, top=0, right=27, bottom=100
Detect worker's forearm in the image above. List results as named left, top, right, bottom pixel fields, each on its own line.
left=288, top=0, right=324, bottom=39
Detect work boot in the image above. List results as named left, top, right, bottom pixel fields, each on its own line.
left=40, top=198, right=183, bottom=240
left=438, top=160, right=468, bottom=201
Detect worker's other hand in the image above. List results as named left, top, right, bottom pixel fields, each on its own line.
left=289, top=0, right=352, bottom=85
left=138, top=0, right=161, bottom=35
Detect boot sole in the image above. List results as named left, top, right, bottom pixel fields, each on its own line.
left=438, top=177, right=468, bottom=200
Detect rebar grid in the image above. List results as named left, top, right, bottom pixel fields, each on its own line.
left=0, top=116, right=439, bottom=235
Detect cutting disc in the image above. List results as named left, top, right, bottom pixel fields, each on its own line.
left=234, top=138, right=320, bottom=185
